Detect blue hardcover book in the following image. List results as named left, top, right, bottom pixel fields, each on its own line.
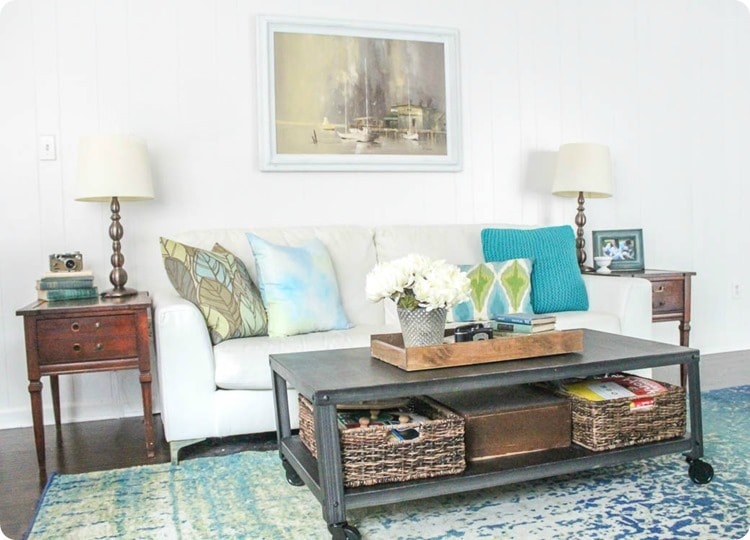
left=492, top=312, right=556, bottom=325
left=492, top=321, right=556, bottom=334
left=37, top=278, right=95, bottom=290
left=38, top=287, right=99, bottom=302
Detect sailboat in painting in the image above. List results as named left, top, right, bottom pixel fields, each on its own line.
left=337, top=57, right=378, bottom=143
left=402, top=77, right=419, bottom=141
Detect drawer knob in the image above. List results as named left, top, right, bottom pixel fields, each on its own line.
left=72, top=343, right=81, bottom=352
left=71, top=322, right=80, bottom=332
left=654, top=285, right=665, bottom=293
left=95, top=343, right=103, bottom=351
left=95, top=322, right=101, bottom=329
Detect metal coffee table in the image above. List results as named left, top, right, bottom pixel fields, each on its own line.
left=270, top=329, right=713, bottom=539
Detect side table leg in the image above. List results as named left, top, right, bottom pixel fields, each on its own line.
left=28, top=379, right=45, bottom=468
left=50, top=375, right=62, bottom=440
left=139, top=370, right=156, bottom=458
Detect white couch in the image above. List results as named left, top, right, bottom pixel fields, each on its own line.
left=153, top=224, right=653, bottom=462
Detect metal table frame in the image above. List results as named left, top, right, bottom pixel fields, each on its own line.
left=270, top=330, right=709, bottom=539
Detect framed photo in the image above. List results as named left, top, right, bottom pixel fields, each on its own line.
left=592, top=229, right=645, bottom=271
left=256, top=16, right=462, bottom=172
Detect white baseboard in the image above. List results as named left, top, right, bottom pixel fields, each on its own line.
left=0, top=401, right=161, bottom=430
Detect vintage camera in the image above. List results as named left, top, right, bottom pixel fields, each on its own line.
left=454, top=323, right=493, bottom=342
left=49, top=251, right=83, bottom=272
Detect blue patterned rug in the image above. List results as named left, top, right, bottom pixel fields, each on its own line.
left=27, top=386, right=749, bottom=539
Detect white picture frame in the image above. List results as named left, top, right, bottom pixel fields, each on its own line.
left=256, top=15, right=462, bottom=172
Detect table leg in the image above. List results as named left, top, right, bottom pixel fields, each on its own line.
left=313, top=400, right=350, bottom=535
left=139, top=370, right=155, bottom=458
left=686, top=353, right=704, bottom=460
left=678, top=321, right=691, bottom=387
left=272, top=371, right=292, bottom=449
left=50, top=375, right=62, bottom=431
left=28, top=379, right=45, bottom=468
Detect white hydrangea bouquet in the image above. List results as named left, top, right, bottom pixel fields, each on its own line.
left=365, top=254, right=471, bottom=311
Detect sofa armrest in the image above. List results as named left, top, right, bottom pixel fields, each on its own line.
left=582, top=274, right=653, bottom=339
left=153, top=293, right=217, bottom=442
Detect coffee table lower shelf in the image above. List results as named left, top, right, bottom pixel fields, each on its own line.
left=280, top=434, right=694, bottom=509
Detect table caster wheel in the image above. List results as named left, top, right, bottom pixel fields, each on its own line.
left=328, top=522, right=361, bottom=540
left=281, top=459, right=304, bottom=486
left=687, top=458, right=714, bottom=484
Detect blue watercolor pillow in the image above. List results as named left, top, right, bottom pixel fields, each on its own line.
left=481, top=225, right=588, bottom=313
left=246, top=234, right=351, bottom=337
left=448, top=259, right=534, bottom=323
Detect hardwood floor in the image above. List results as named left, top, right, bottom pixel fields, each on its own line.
left=1, top=350, right=747, bottom=540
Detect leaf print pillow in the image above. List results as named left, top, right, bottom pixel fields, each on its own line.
left=160, top=238, right=268, bottom=344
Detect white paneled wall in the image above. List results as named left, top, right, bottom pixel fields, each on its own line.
left=0, top=0, right=749, bottom=428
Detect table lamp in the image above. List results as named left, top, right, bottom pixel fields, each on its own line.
left=75, top=135, right=154, bottom=298
left=552, top=142, right=613, bottom=272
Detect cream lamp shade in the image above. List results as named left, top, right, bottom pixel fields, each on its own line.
left=552, top=142, right=613, bottom=198
left=75, top=135, right=154, bottom=201
left=75, top=134, right=154, bottom=297
left=552, top=142, right=613, bottom=272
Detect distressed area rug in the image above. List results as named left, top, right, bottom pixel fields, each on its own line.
left=27, top=386, right=750, bottom=539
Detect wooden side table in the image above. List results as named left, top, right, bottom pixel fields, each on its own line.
left=16, top=292, right=155, bottom=469
left=596, top=269, right=696, bottom=386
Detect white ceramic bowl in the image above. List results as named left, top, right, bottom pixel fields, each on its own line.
left=594, top=256, right=612, bottom=273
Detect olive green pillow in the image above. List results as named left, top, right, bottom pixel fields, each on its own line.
left=160, top=237, right=267, bottom=344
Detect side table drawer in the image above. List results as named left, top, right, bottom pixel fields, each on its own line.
left=651, top=280, right=684, bottom=314
left=36, top=314, right=139, bottom=365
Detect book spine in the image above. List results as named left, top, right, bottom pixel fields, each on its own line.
left=37, top=279, right=95, bottom=290
left=494, top=322, right=534, bottom=333
left=39, top=288, right=99, bottom=301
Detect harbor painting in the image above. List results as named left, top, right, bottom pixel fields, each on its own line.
left=257, top=17, right=461, bottom=171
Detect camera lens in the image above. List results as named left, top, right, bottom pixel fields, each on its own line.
left=65, top=259, right=76, bottom=269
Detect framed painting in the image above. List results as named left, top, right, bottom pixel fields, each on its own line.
left=256, top=16, right=462, bottom=171
left=592, top=229, right=645, bottom=271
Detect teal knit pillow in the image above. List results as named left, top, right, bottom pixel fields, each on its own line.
left=447, top=260, right=534, bottom=323
left=481, top=226, right=588, bottom=313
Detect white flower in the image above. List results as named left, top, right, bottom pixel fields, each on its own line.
left=365, top=254, right=470, bottom=311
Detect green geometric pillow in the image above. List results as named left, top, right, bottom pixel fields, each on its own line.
left=160, top=238, right=267, bottom=344
left=447, top=259, right=534, bottom=323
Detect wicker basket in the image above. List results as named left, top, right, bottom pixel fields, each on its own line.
left=556, top=375, right=686, bottom=452
left=298, top=395, right=465, bottom=488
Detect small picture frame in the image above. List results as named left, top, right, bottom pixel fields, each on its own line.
left=592, top=229, right=645, bottom=271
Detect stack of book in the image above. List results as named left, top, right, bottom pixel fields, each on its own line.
left=36, top=270, right=98, bottom=302
left=490, top=313, right=557, bottom=334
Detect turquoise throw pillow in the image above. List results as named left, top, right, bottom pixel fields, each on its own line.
left=246, top=234, right=351, bottom=337
left=481, top=226, right=588, bottom=313
left=448, top=260, right=534, bottom=323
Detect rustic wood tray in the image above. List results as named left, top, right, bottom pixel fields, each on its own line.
left=370, top=329, right=584, bottom=371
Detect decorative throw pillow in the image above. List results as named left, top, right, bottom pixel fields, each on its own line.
left=481, top=225, right=588, bottom=313
left=160, top=238, right=268, bottom=344
left=246, top=234, right=351, bottom=337
left=448, top=259, right=534, bottom=323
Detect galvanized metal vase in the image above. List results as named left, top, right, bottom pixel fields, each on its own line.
left=397, top=307, right=447, bottom=347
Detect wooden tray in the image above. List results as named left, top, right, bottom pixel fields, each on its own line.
left=370, top=329, right=584, bottom=371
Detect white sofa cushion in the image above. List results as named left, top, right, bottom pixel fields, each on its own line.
left=374, top=223, right=523, bottom=265
left=213, top=323, right=397, bottom=390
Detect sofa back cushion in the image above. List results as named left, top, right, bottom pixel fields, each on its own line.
left=374, top=224, right=521, bottom=323
left=168, top=226, right=382, bottom=326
